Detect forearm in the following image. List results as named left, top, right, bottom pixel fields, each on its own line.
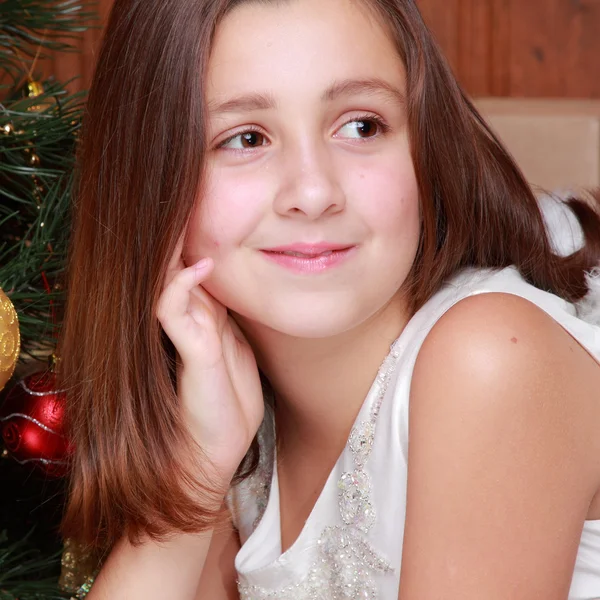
left=86, top=529, right=214, bottom=599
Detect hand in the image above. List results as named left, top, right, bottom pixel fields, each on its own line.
left=156, top=235, right=265, bottom=488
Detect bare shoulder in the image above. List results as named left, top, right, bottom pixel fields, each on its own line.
left=412, top=292, right=600, bottom=438
left=399, top=292, right=600, bottom=598
left=413, top=291, right=600, bottom=417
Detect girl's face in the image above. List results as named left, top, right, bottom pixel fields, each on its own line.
left=185, top=0, right=420, bottom=338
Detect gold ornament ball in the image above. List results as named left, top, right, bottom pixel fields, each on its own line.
left=27, top=81, right=45, bottom=97
left=0, top=288, right=20, bottom=392
left=27, top=80, right=55, bottom=113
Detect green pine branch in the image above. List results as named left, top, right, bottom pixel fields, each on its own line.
left=0, top=529, right=70, bottom=600
left=1, top=1, right=100, bottom=86
left=1, top=82, right=83, bottom=360
left=0, top=2, right=98, bottom=598
left=1, top=2, right=96, bottom=362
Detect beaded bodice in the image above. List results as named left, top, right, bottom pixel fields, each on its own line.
left=234, top=338, right=402, bottom=599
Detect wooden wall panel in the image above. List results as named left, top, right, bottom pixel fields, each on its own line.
left=40, top=0, right=600, bottom=99
left=35, top=0, right=112, bottom=96
left=419, top=0, right=600, bottom=98
left=506, top=0, right=600, bottom=97
left=415, top=0, right=461, bottom=68
left=457, top=0, right=511, bottom=96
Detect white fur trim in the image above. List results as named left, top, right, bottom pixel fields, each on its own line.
left=577, top=267, right=600, bottom=326
left=538, top=192, right=585, bottom=257
left=537, top=191, right=600, bottom=326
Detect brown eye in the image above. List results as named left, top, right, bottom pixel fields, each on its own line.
left=337, top=117, right=386, bottom=140
left=355, top=120, right=377, bottom=138
left=239, top=131, right=264, bottom=147
left=220, top=130, right=266, bottom=150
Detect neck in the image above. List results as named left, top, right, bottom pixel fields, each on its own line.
left=234, top=292, right=409, bottom=459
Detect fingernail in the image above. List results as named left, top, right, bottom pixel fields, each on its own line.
left=194, top=258, right=211, bottom=273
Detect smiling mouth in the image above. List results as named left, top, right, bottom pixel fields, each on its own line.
left=259, top=246, right=356, bottom=273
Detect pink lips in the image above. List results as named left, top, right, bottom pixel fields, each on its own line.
left=260, top=242, right=356, bottom=274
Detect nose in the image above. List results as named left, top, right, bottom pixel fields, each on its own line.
left=273, top=140, right=346, bottom=220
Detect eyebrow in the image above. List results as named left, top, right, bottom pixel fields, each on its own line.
left=207, top=77, right=406, bottom=116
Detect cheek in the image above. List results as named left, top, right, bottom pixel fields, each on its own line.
left=185, top=170, right=271, bottom=262
left=350, top=155, right=420, bottom=239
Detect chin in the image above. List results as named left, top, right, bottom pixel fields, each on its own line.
left=234, top=297, right=384, bottom=340
left=264, top=315, right=358, bottom=339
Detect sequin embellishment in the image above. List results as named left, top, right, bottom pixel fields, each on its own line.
left=228, top=406, right=275, bottom=534
left=238, top=339, right=401, bottom=599
left=249, top=414, right=274, bottom=531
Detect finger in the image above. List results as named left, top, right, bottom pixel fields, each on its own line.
left=157, top=258, right=214, bottom=326
left=164, top=233, right=186, bottom=289
left=190, top=282, right=228, bottom=328
left=227, top=313, right=249, bottom=344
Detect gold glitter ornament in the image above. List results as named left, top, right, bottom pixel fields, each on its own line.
left=0, top=288, right=20, bottom=392
left=27, top=80, right=44, bottom=97
left=26, top=80, right=56, bottom=113
left=59, top=538, right=101, bottom=598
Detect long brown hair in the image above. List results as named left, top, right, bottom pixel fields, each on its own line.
left=58, top=0, right=600, bottom=551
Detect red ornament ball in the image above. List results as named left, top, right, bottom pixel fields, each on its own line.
left=0, top=369, right=73, bottom=477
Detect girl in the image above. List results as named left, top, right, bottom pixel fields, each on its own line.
left=58, top=0, right=600, bottom=598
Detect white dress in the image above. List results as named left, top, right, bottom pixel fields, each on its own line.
left=226, top=197, right=600, bottom=600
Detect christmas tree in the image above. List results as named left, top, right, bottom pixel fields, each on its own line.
left=0, top=1, right=99, bottom=598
